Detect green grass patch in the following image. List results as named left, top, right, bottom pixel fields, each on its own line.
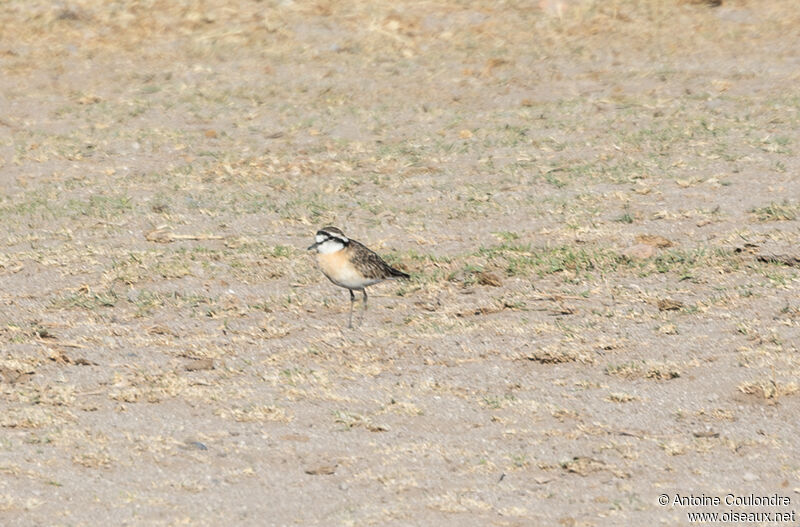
left=68, top=194, right=132, bottom=219
left=477, top=243, right=627, bottom=277
left=751, top=201, right=797, bottom=222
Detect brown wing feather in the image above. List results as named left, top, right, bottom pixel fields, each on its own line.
left=349, top=240, right=410, bottom=280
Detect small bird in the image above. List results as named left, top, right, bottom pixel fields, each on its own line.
left=307, top=226, right=409, bottom=328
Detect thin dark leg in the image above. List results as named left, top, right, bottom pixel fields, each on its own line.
left=348, top=289, right=355, bottom=329
left=358, top=289, right=368, bottom=327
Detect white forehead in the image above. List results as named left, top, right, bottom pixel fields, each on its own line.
left=318, top=230, right=349, bottom=243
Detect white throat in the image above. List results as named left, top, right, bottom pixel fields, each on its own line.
left=317, top=239, right=345, bottom=254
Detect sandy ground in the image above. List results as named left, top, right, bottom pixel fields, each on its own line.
left=0, top=0, right=799, bottom=525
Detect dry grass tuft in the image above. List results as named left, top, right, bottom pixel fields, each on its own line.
left=526, top=346, right=593, bottom=364
left=738, top=380, right=799, bottom=400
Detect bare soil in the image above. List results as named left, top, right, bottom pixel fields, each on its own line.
left=1, top=1, right=799, bottom=525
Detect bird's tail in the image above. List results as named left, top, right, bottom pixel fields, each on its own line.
left=390, top=267, right=410, bottom=279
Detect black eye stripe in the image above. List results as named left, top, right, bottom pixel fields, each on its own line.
left=318, top=231, right=348, bottom=245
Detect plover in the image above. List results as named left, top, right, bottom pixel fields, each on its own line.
left=308, top=226, right=409, bottom=328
